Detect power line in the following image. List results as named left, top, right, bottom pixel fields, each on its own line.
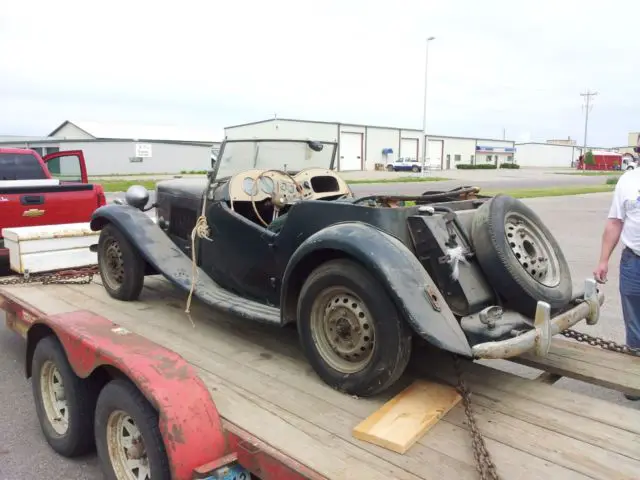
left=580, top=90, right=598, bottom=154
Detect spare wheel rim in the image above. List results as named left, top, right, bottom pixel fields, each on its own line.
left=504, top=211, right=561, bottom=288
left=106, top=410, right=151, bottom=480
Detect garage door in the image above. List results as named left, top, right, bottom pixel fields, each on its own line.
left=400, top=138, right=419, bottom=161
left=339, top=132, right=363, bottom=171
left=427, top=140, right=443, bottom=169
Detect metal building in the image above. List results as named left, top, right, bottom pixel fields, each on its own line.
left=0, top=120, right=222, bottom=175
left=224, top=118, right=516, bottom=171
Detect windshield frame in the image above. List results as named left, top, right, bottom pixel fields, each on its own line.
left=210, top=137, right=338, bottom=182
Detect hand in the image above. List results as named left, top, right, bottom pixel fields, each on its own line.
left=593, top=261, right=608, bottom=284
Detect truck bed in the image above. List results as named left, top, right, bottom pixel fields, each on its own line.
left=3, top=276, right=640, bottom=479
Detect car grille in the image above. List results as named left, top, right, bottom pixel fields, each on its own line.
left=169, top=206, right=197, bottom=239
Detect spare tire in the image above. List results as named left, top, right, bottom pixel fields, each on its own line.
left=470, top=194, right=572, bottom=316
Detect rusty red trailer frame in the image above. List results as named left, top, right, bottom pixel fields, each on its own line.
left=0, top=289, right=324, bottom=480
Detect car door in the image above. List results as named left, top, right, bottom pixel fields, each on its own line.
left=198, top=201, right=280, bottom=306
left=42, top=150, right=88, bottom=184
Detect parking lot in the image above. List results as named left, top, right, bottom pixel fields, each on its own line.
left=0, top=191, right=636, bottom=479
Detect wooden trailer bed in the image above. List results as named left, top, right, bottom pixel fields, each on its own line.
left=2, top=276, right=640, bottom=480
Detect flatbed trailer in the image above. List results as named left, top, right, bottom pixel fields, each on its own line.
left=2, top=275, right=640, bottom=479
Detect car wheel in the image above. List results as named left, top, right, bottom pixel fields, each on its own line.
left=95, top=379, right=171, bottom=480
left=386, top=165, right=394, bottom=172
left=412, top=165, right=420, bottom=172
left=470, top=194, right=572, bottom=316
left=98, top=224, right=145, bottom=301
left=31, top=335, right=98, bottom=457
left=297, top=259, right=412, bottom=397
left=627, top=166, right=634, bottom=171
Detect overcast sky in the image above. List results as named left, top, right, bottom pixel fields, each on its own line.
left=1, top=0, right=637, bottom=145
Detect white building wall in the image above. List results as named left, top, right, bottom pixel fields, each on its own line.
left=514, top=143, right=578, bottom=168
left=0, top=140, right=215, bottom=175
left=365, top=127, right=399, bottom=171
left=438, top=137, right=476, bottom=169
left=224, top=119, right=338, bottom=142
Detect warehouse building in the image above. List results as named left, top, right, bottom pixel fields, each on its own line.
left=514, top=143, right=582, bottom=168
left=224, top=118, right=516, bottom=171
left=0, top=120, right=222, bottom=175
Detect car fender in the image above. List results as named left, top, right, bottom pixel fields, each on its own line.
left=281, top=222, right=472, bottom=356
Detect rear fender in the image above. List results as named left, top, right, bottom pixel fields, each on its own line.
left=281, top=222, right=472, bottom=356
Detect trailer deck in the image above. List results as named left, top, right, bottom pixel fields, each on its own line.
left=2, top=276, right=640, bottom=479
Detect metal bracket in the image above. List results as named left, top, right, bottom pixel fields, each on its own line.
left=584, top=278, right=600, bottom=326
left=534, top=300, right=552, bottom=356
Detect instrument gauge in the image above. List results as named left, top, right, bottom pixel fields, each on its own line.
left=259, top=176, right=274, bottom=194
left=242, top=177, right=256, bottom=196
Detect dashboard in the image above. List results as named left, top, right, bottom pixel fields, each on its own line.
left=227, top=168, right=352, bottom=203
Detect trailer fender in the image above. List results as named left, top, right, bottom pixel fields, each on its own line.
left=281, top=222, right=472, bottom=357
left=15, top=308, right=227, bottom=480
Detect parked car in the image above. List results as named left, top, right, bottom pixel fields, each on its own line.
left=386, top=157, right=422, bottom=172
left=0, top=148, right=106, bottom=266
left=89, top=138, right=603, bottom=397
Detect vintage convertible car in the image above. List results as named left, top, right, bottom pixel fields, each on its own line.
left=89, top=138, right=604, bottom=397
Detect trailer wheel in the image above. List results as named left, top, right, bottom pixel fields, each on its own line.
left=471, top=194, right=573, bottom=316
left=297, top=258, right=412, bottom=397
left=95, top=379, right=171, bottom=480
left=98, top=224, right=145, bottom=301
left=31, top=335, right=97, bottom=457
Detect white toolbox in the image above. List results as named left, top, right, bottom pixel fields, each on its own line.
left=2, top=222, right=99, bottom=274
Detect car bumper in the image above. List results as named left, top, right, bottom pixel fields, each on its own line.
left=470, top=278, right=603, bottom=359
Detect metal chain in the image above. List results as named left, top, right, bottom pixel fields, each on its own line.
left=452, top=354, right=500, bottom=480
left=562, top=328, right=640, bottom=357
left=0, top=266, right=99, bottom=286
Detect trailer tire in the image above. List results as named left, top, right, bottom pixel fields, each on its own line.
left=98, top=223, right=145, bottom=301
left=470, top=194, right=573, bottom=316
left=31, top=335, right=97, bottom=457
left=95, top=378, right=171, bottom=480
left=297, top=258, right=412, bottom=397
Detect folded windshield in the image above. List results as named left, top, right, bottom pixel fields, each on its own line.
left=214, top=139, right=337, bottom=180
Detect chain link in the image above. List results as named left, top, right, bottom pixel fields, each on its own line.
left=452, top=354, right=500, bottom=480
left=0, top=266, right=99, bottom=286
left=562, top=328, right=640, bottom=357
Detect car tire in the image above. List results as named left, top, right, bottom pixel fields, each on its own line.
left=31, top=335, right=98, bottom=457
left=386, top=165, right=395, bottom=172
left=98, top=224, right=145, bottom=301
left=412, top=165, right=420, bottom=172
left=95, top=378, right=171, bottom=480
left=297, top=258, right=412, bottom=397
left=470, top=194, right=573, bottom=316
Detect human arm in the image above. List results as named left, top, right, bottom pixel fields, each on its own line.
left=594, top=181, right=625, bottom=282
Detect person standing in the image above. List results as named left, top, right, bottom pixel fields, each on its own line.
left=594, top=168, right=640, bottom=401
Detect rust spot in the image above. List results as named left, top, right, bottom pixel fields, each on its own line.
left=153, top=357, right=191, bottom=380
left=171, top=423, right=186, bottom=444
left=425, top=285, right=442, bottom=312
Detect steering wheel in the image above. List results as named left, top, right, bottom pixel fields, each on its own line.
left=251, top=169, right=304, bottom=227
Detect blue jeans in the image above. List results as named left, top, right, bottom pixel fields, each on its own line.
left=619, top=247, right=640, bottom=349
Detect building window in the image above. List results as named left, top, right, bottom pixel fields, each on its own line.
left=45, top=147, right=60, bottom=156
left=454, top=154, right=461, bottom=162
left=486, top=155, right=493, bottom=163
left=507, top=155, right=514, bottom=162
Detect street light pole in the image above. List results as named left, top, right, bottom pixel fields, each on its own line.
left=421, top=36, right=436, bottom=177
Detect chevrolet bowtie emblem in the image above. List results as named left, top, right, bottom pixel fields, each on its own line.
left=22, top=208, right=45, bottom=218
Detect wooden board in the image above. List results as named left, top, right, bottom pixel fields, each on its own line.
left=511, top=337, right=640, bottom=396
left=353, top=379, right=461, bottom=454
left=3, top=278, right=640, bottom=479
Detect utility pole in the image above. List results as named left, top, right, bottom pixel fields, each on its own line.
left=421, top=36, right=436, bottom=177
left=580, top=90, right=598, bottom=162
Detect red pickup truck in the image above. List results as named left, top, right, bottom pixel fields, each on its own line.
left=0, top=148, right=106, bottom=265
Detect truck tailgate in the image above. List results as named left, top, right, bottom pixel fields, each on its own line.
left=0, top=184, right=100, bottom=236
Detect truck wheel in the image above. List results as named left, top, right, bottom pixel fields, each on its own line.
left=412, top=165, right=420, bottom=172
left=471, top=194, right=572, bottom=316
left=31, top=335, right=97, bottom=457
left=95, top=379, right=171, bottom=480
left=386, top=165, right=394, bottom=172
left=297, top=259, right=412, bottom=397
left=98, top=224, right=145, bottom=301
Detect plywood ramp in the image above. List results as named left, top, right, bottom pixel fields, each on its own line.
left=4, top=277, right=640, bottom=480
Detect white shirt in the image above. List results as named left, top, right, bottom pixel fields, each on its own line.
left=608, top=169, right=640, bottom=254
